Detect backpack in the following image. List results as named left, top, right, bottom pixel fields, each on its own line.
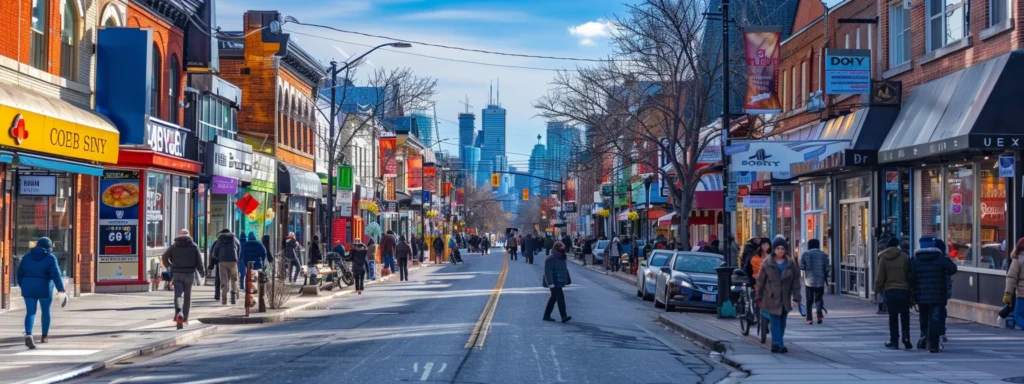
left=216, top=237, right=239, bottom=262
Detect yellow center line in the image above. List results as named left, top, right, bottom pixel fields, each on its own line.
left=465, top=256, right=508, bottom=349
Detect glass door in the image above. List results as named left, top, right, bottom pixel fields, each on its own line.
left=840, top=200, right=870, bottom=298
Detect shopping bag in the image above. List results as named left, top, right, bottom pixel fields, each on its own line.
left=59, top=291, right=69, bottom=308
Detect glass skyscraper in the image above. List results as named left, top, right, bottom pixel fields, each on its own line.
left=481, top=104, right=506, bottom=174
left=411, top=111, right=434, bottom=147
left=529, top=135, right=547, bottom=196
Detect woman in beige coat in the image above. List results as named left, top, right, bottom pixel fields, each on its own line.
left=757, top=237, right=803, bottom=353
left=1004, top=237, right=1024, bottom=329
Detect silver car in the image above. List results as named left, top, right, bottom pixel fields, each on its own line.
left=592, top=240, right=610, bottom=263
left=636, top=250, right=674, bottom=301
left=653, top=252, right=724, bottom=312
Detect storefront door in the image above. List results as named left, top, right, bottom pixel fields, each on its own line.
left=171, top=187, right=189, bottom=237
left=288, top=211, right=310, bottom=264
left=840, top=200, right=870, bottom=298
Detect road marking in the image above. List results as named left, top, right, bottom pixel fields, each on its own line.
left=420, top=362, right=434, bottom=381
left=464, top=256, right=508, bottom=349
left=531, top=344, right=546, bottom=382
left=413, top=362, right=418, bottom=372
left=437, top=363, right=447, bottom=373
left=550, top=346, right=566, bottom=382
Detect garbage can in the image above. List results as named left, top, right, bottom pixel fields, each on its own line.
left=715, top=266, right=737, bottom=318
left=368, top=260, right=377, bottom=280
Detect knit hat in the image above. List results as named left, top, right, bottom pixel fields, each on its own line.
left=553, top=241, right=566, bottom=253
left=886, top=237, right=900, bottom=248
left=771, top=236, right=787, bottom=251
left=36, top=237, right=53, bottom=249
left=807, top=239, right=820, bottom=250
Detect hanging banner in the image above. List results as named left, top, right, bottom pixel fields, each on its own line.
left=379, top=136, right=397, bottom=177
left=337, top=165, right=354, bottom=190
left=728, top=140, right=848, bottom=172
left=564, top=179, right=577, bottom=202
left=456, top=188, right=465, bottom=205
left=424, top=165, right=436, bottom=192
left=407, top=154, right=423, bottom=190
left=744, top=27, right=782, bottom=114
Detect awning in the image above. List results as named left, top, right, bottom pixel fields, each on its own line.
left=0, top=85, right=120, bottom=164
left=880, top=51, right=1024, bottom=163
left=277, top=163, right=321, bottom=198
left=789, top=106, right=900, bottom=176
left=694, top=191, right=724, bottom=210
left=645, top=208, right=668, bottom=219
left=657, top=212, right=676, bottom=227
left=19, top=153, right=103, bottom=176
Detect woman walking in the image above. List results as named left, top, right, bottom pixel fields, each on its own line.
left=349, top=239, right=368, bottom=294
left=1004, top=237, right=1024, bottom=330
left=543, top=242, right=572, bottom=323
left=756, top=237, right=802, bottom=353
left=17, top=237, right=65, bottom=349
left=283, top=233, right=301, bottom=283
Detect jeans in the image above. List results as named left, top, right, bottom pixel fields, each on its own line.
left=1014, top=297, right=1024, bottom=330
left=383, top=253, right=396, bottom=272
left=238, top=261, right=249, bottom=290
left=289, top=260, right=301, bottom=282
left=173, top=273, right=196, bottom=321
left=918, top=303, right=943, bottom=349
left=23, top=297, right=53, bottom=336
left=939, top=305, right=948, bottom=336
left=766, top=311, right=788, bottom=349
left=354, top=271, right=365, bottom=291
left=884, top=289, right=911, bottom=343
left=219, top=262, right=239, bottom=302
left=544, top=287, right=568, bottom=320
left=398, top=258, right=409, bottom=281
left=805, top=286, right=825, bottom=320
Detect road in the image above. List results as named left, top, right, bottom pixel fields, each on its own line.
left=70, top=249, right=733, bottom=383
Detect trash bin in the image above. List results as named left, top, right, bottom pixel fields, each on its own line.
left=715, top=266, right=737, bottom=318
left=368, top=260, right=377, bottom=280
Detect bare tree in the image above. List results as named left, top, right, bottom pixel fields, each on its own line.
left=536, top=0, right=762, bottom=249
left=462, top=185, right=508, bottom=234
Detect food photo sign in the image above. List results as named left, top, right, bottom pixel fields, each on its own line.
left=97, top=170, right=141, bottom=282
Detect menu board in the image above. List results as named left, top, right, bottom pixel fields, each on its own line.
left=97, top=170, right=141, bottom=282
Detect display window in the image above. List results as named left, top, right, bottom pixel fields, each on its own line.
left=12, top=172, right=74, bottom=287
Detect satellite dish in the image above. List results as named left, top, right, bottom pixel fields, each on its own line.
left=269, top=20, right=281, bottom=34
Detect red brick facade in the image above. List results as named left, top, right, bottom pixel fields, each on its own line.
left=126, top=1, right=186, bottom=124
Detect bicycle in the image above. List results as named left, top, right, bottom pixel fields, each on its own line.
left=732, top=270, right=767, bottom=343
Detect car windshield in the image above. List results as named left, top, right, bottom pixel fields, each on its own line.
left=673, top=254, right=722, bottom=274
left=648, top=253, right=670, bottom=267
left=596, top=240, right=608, bottom=249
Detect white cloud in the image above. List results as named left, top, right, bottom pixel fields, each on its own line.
left=568, top=19, right=615, bottom=47
left=398, top=10, right=531, bottom=22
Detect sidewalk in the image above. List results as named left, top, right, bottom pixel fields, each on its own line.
left=0, top=261, right=431, bottom=384
left=570, top=253, right=638, bottom=286
left=572, top=257, right=1024, bottom=383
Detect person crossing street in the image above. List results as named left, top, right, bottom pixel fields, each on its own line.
left=162, top=230, right=204, bottom=330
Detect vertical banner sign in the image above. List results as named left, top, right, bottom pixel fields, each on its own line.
left=743, top=28, right=782, bottom=114
left=97, top=170, right=141, bottom=282
left=424, top=165, right=437, bottom=192
left=407, top=154, right=423, bottom=190
left=379, top=136, right=397, bottom=176
left=337, top=165, right=354, bottom=190
left=565, top=178, right=577, bottom=202
left=385, top=177, right=396, bottom=201
left=456, top=188, right=465, bottom=205
left=824, top=49, right=871, bottom=95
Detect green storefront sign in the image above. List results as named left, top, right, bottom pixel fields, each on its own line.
left=337, top=165, right=353, bottom=190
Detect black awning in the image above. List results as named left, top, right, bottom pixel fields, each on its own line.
left=879, top=51, right=1024, bottom=163
left=277, top=163, right=321, bottom=198
left=789, top=106, right=900, bottom=176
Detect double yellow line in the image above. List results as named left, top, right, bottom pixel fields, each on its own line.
left=465, top=256, right=508, bottom=349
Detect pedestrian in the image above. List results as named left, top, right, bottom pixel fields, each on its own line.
left=743, top=238, right=770, bottom=285
left=799, top=238, right=830, bottom=324
left=1003, top=237, right=1024, bottom=330
left=581, top=237, right=593, bottom=266
left=561, top=233, right=572, bottom=252
left=448, top=235, right=457, bottom=262
left=161, top=230, right=204, bottom=330
left=705, top=239, right=722, bottom=255
left=606, top=236, right=621, bottom=271
left=544, top=234, right=555, bottom=256
left=756, top=237, right=802, bottom=353
left=432, top=236, right=445, bottom=263
left=508, top=235, right=519, bottom=260
left=481, top=236, right=491, bottom=255
left=740, top=237, right=760, bottom=269
left=410, top=235, right=420, bottom=264
left=239, top=231, right=266, bottom=293
left=543, top=241, right=572, bottom=323
left=875, top=237, right=912, bottom=349
left=212, top=229, right=241, bottom=305
left=261, top=235, right=274, bottom=265
left=396, top=236, right=412, bottom=281
left=366, top=238, right=378, bottom=278
left=17, top=237, right=66, bottom=349
left=349, top=238, right=368, bottom=294
left=910, top=236, right=957, bottom=352
left=308, top=235, right=323, bottom=268
left=283, top=232, right=301, bottom=283
left=381, top=230, right=397, bottom=273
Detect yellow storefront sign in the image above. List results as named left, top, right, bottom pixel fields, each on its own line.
left=0, top=86, right=120, bottom=164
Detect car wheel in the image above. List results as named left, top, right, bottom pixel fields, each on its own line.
left=664, top=293, right=675, bottom=312
left=636, top=287, right=643, bottom=298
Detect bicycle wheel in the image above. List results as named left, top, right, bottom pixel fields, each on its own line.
left=738, top=292, right=751, bottom=336
left=759, top=314, right=768, bottom=344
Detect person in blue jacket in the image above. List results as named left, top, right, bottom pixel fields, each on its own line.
left=16, top=237, right=65, bottom=349
left=238, top=232, right=267, bottom=292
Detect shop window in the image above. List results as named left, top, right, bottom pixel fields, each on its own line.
left=13, top=173, right=75, bottom=287
left=29, top=0, right=48, bottom=71
left=915, top=168, right=943, bottom=240
left=978, top=161, right=1008, bottom=270
left=60, top=0, right=79, bottom=81
left=945, top=165, right=974, bottom=266
left=927, top=0, right=966, bottom=51
left=990, top=0, right=1010, bottom=27
left=146, top=172, right=169, bottom=250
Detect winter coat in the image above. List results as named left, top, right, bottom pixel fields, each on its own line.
left=543, top=249, right=571, bottom=288
left=330, top=244, right=347, bottom=260
left=561, top=236, right=572, bottom=250
left=239, top=233, right=267, bottom=270
left=432, top=237, right=444, bottom=252
left=162, top=235, right=204, bottom=275
left=16, top=246, right=65, bottom=299
left=349, top=244, right=368, bottom=274
left=744, top=255, right=765, bottom=283
left=211, top=233, right=240, bottom=263
left=582, top=240, right=593, bottom=255
left=367, top=242, right=378, bottom=261
left=308, top=242, right=323, bottom=266
left=756, top=257, right=803, bottom=316
left=262, top=237, right=274, bottom=263
left=799, top=248, right=830, bottom=288
left=740, top=240, right=760, bottom=270
left=910, top=248, right=958, bottom=304
left=283, top=238, right=300, bottom=263
left=1005, top=254, right=1024, bottom=296
left=544, top=237, right=555, bottom=250
left=523, top=236, right=534, bottom=253
left=396, top=241, right=412, bottom=260
left=380, top=234, right=397, bottom=255
left=448, top=237, right=457, bottom=250
left=875, top=247, right=911, bottom=293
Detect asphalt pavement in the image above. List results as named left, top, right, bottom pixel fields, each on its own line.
left=67, top=249, right=733, bottom=383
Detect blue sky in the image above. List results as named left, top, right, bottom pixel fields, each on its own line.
left=216, top=0, right=633, bottom=165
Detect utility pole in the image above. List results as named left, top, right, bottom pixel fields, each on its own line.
left=720, top=0, right=733, bottom=268
left=327, top=61, right=338, bottom=248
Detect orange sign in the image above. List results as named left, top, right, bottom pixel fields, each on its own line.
left=744, top=28, right=782, bottom=114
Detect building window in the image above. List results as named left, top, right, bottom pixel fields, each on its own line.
left=856, top=27, right=861, bottom=48
left=928, top=0, right=967, bottom=51
left=782, top=70, right=788, bottom=111
left=791, top=67, right=797, bottom=110
left=890, top=3, right=911, bottom=66
left=801, top=61, right=808, bottom=107
left=991, top=0, right=1010, bottom=26
left=60, top=1, right=79, bottom=80
left=150, top=44, right=161, bottom=118
left=168, top=55, right=180, bottom=124
left=29, top=0, right=48, bottom=71
left=845, top=33, right=850, bottom=48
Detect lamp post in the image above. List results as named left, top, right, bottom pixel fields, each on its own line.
left=326, top=42, right=411, bottom=248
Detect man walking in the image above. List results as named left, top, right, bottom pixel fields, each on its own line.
left=542, top=242, right=572, bottom=323
left=381, top=230, right=397, bottom=273
left=875, top=237, right=912, bottom=349
left=432, top=235, right=445, bottom=264
left=396, top=236, right=412, bottom=281
left=544, top=234, right=555, bottom=256
left=162, top=229, right=203, bottom=329
left=239, top=232, right=266, bottom=301
left=911, top=236, right=957, bottom=352
left=211, top=229, right=241, bottom=305
left=799, top=239, right=830, bottom=324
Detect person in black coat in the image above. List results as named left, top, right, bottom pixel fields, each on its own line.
left=349, top=239, right=369, bottom=294
left=308, top=236, right=323, bottom=267
left=261, top=235, right=274, bottom=264
left=543, top=242, right=572, bottom=323
left=911, top=236, right=957, bottom=352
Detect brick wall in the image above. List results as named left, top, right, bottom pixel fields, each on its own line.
left=74, top=175, right=97, bottom=293
left=126, top=1, right=185, bottom=124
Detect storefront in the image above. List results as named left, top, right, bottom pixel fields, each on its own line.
left=877, top=51, right=1024, bottom=324
left=1, top=86, right=121, bottom=308
left=203, top=137, right=253, bottom=243
left=240, top=153, right=277, bottom=251
left=278, top=163, right=322, bottom=255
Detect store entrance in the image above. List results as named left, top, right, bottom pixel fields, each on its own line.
left=288, top=212, right=310, bottom=265
left=840, top=199, right=870, bottom=298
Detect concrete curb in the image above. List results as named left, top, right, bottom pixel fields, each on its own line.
left=18, top=325, right=219, bottom=384
left=657, top=313, right=730, bottom=354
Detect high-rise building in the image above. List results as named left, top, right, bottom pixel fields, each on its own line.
left=462, top=147, right=481, bottom=186
left=546, top=121, right=580, bottom=186
left=481, top=104, right=506, bottom=172
left=528, top=134, right=547, bottom=196
left=458, top=113, right=476, bottom=150
left=411, top=110, right=434, bottom=147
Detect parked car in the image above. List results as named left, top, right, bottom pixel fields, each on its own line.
left=654, top=251, right=724, bottom=312
left=637, top=250, right=674, bottom=301
left=592, top=240, right=610, bottom=263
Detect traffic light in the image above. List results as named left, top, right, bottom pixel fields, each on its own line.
left=522, top=188, right=529, bottom=201
left=491, top=173, right=500, bottom=187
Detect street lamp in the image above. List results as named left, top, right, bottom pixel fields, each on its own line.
left=326, top=42, right=412, bottom=248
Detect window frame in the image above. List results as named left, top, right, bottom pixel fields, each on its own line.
left=801, top=61, right=808, bottom=107
left=29, top=0, right=49, bottom=71
left=990, top=0, right=1010, bottom=27
left=889, top=2, right=912, bottom=67
left=927, top=0, right=968, bottom=51
left=150, top=44, right=161, bottom=118
left=60, top=0, right=79, bottom=80
left=168, top=55, right=180, bottom=124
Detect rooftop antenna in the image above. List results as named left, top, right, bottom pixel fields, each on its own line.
left=537, top=134, right=542, bottom=145
left=497, top=78, right=501, bottom=106
left=459, top=95, right=473, bottom=114
left=489, top=81, right=493, bottom=105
